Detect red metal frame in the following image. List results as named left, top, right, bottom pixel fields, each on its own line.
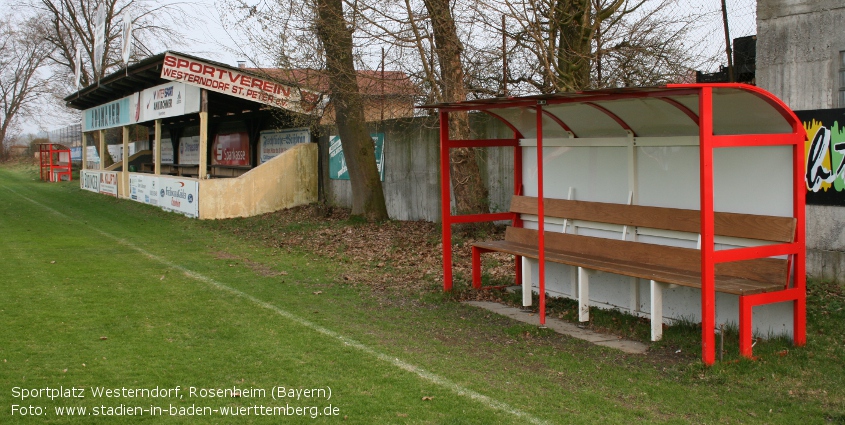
left=434, top=84, right=807, bottom=365
left=656, top=97, right=700, bottom=125
left=541, top=110, right=578, bottom=137
left=39, top=144, right=73, bottom=183
left=536, top=105, right=546, bottom=326
left=585, top=102, right=637, bottom=136
left=440, top=110, right=526, bottom=291
left=699, top=88, right=717, bottom=364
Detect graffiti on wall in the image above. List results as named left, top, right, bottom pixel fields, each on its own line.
left=796, top=109, right=845, bottom=206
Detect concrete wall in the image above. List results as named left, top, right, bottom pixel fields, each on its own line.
left=320, top=115, right=515, bottom=221
left=199, top=143, right=318, bottom=219
left=758, top=0, right=845, bottom=283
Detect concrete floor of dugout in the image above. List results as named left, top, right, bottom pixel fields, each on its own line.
left=463, top=301, right=648, bottom=355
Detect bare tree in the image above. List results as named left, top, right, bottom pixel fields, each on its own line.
left=32, top=0, right=191, bottom=89
left=0, top=14, right=54, bottom=147
left=491, top=0, right=712, bottom=93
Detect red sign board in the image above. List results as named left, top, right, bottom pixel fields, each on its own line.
left=212, top=132, right=250, bottom=166
left=160, top=53, right=320, bottom=113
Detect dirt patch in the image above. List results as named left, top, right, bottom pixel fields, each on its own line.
left=215, top=204, right=515, bottom=294
left=214, top=251, right=289, bottom=277
left=213, top=251, right=240, bottom=260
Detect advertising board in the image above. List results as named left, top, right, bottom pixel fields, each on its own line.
left=80, top=170, right=100, bottom=193
left=98, top=171, right=119, bottom=197
left=178, top=136, right=200, bottom=165
left=160, top=52, right=320, bottom=114
left=83, top=95, right=135, bottom=132
left=136, top=81, right=201, bottom=123
left=259, top=128, right=310, bottom=164
left=80, top=170, right=118, bottom=196
left=160, top=138, right=174, bottom=164
left=212, top=132, right=250, bottom=166
left=158, top=177, right=199, bottom=218
left=107, top=145, right=123, bottom=162
left=128, top=173, right=159, bottom=206
left=329, top=133, right=385, bottom=181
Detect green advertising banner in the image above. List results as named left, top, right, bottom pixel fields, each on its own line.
left=328, top=133, right=385, bottom=181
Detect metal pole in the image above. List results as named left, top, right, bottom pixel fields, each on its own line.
left=699, top=87, right=716, bottom=365
left=381, top=47, right=385, bottom=123
left=440, top=110, right=453, bottom=291
left=502, top=15, right=508, bottom=97
left=721, top=0, right=734, bottom=82
left=536, top=103, right=546, bottom=327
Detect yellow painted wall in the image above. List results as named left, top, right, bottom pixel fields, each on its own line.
left=198, top=143, right=318, bottom=219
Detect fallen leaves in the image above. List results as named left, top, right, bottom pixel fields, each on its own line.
left=225, top=205, right=511, bottom=296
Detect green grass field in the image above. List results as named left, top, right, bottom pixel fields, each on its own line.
left=1, top=164, right=843, bottom=424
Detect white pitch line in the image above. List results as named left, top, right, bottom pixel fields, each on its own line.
left=6, top=187, right=550, bottom=425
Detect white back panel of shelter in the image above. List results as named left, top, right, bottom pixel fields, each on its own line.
left=522, top=143, right=793, bottom=217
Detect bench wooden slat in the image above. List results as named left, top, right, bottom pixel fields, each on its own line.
left=509, top=196, right=796, bottom=243
left=489, top=227, right=787, bottom=295
left=476, top=243, right=782, bottom=296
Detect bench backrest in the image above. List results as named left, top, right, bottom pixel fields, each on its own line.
left=510, top=195, right=796, bottom=243
left=504, top=226, right=788, bottom=285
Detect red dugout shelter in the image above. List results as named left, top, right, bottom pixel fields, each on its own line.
left=38, top=143, right=72, bottom=183
left=421, top=84, right=807, bottom=365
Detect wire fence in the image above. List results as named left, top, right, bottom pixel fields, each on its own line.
left=48, top=124, right=82, bottom=148
left=693, top=0, right=757, bottom=73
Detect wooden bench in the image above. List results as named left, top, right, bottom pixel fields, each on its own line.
left=472, top=195, right=798, bottom=354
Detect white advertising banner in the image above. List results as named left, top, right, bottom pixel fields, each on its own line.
left=99, top=171, right=119, bottom=197
left=127, top=174, right=199, bottom=218
left=137, top=81, right=200, bottom=123
left=86, top=146, right=100, bottom=162
left=80, top=170, right=118, bottom=196
left=160, top=52, right=320, bottom=114
left=259, top=128, right=310, bottom=164
left=178, top=136, right=200, bottom=164
left=128, top=173, right=159, bottom=206
left=107, top=145, right=123, bottom=162
left=158, top=177, right=199, bottom=218
left=131, top=140, right=150, bottom=155
left=86, top=144, right=100, bottom=169
left=80, top=170, right=100, bottom=193
left=160, top=138, right=174, bottom=164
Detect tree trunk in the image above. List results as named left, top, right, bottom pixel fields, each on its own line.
left=423, top=0, right=489, bottom=216
left=316, top=0, right=389, bottom=221
left=555, top=0, right=592, bottom=91
left=553, top=0, right=626, bottom=91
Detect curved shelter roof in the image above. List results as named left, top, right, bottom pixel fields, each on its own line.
left=420, top=84, right=803, bottom=140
